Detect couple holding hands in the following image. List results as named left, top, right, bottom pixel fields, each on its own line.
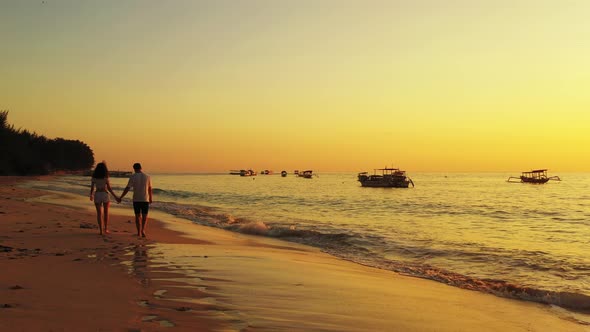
left=90, top=162, right=153, bottom=237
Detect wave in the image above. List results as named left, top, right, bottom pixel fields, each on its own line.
left=24, top=177, right=590, bottom=315
left=152, top=200, right=590, bottom=314
left=350, top=253, right=590, bottom=313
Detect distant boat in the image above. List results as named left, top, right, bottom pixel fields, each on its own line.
left=358, top=168, right=414, bottom=188
left=84, top=170, right=132, bottom=178
left=240, top=169, right=257, bottom=176
left=298, top=170, right=314, bottom=179
left=110, top=170, right=133, bottom=178
left=507, top=169, right=561, bottom=184
left=229, top=170, right=242, bottom=175
left=281, top=170, right=287, bottom=177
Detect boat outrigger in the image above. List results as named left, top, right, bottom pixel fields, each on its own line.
left=358, top=168, right=414, bottom=188
left=507, top=169, right=561, bottom=184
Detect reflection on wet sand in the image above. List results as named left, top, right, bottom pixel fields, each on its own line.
left=126, top=244, right=150, bottom=287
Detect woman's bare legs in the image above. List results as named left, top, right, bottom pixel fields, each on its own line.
left=103, top=202, right=111, bottom=234
left=95, top=203, right=103, bottom=235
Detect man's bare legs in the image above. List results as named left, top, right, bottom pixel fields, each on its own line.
left=134, top=213, right=149, bottom=238
left=141, top=214, right=148, bottom=238
left=103, top=202, right=111, bottom=234
left=135, top=214, right=141, bottom=237
left=94, top=204, right=104, bottom=235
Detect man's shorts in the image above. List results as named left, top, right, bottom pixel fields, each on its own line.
left=133, top=202, right=150, bottom=216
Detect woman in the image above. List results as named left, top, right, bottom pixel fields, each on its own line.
left=89, top=162, right=119, bottom=235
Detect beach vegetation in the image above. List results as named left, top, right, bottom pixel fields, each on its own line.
left=0, top=111, right=94, bottom=175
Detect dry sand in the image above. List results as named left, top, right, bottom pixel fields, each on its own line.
left=1, top=176, right=588, bottom=331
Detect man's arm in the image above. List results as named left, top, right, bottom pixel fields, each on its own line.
left=120, top=187, right=130, bottom=201
left=148, top=186, right=153, bottom=204
left=120, top=176, right=133, bottom=201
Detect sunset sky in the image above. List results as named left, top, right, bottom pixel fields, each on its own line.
left=2, top=1, right=590, bottom=172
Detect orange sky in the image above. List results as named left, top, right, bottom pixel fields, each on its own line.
left=2, top=1, right=590, bottom=172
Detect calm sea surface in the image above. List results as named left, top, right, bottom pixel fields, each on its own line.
left=36, top=172, right=590, bottom=311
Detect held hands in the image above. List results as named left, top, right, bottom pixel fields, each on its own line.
left=116, top=196, right=122, bottom=204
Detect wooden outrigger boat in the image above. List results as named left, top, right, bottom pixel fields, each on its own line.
left=358, top=168, right=414, bottom=188
left=507, top=169, right=561, bottom=184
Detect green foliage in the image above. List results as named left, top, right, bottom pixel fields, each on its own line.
left=0, top=110, right=95, bottom=175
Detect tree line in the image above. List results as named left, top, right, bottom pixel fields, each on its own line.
left=0, top=111, right=95, bottom=175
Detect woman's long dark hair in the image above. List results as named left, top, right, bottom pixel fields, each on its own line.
left=92, top=162, right=109, bottom=179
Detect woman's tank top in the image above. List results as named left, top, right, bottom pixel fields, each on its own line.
left=92, top=178, right=108, bottom=192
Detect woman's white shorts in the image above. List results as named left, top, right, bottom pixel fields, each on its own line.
left=94, top=192, right=110, bottom=204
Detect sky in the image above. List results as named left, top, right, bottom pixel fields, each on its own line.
left=1, top=0, right=590, bottom=173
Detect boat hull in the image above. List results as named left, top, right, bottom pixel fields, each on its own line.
left=358, top=174, right=412, bottom=188
left=520, top=176, right=549, bottom=184
left=359, top=181, right=411, bottom=188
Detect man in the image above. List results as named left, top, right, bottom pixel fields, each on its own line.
left=119, top=163, right=153, bottom=238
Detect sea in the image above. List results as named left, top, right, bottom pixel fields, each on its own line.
left=30, top=172, right=590, bottom=313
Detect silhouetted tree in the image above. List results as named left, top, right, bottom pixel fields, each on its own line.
left=0, top=111, right=95, bottom=175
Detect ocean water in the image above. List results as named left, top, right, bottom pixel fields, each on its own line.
left=35, top=172, right=590, bottom=312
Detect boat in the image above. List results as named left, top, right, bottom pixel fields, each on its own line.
left=281, top=170, right=287, bottom=177
left=357, top=168, right=414, bottom=188
left=84, top=170, right=132, bottom=178
left=507, top=169, right=561, bottom=184
left=110, top=170, right=133, bottom=178
left=229, top=170, right=242, bottom=175
left=239, top=169, right=257, bottom=176
left=298, top=170, right=314, bottom=179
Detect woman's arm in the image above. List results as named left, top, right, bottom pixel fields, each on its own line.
left=90, top=181, right=95, bottom=201
left=106, top=180, right=119, bottom=201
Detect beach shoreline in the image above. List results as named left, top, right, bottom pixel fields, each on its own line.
left=0, top=176, right=223, bottom=331
left=1, top=176, right=589, bottom=331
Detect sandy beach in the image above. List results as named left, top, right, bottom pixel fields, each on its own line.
left=1, top=176, right=588, bottom=331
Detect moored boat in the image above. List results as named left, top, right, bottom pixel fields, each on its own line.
left=240, top=169, right=257, bottom=176
left=299, top=170, right=314, bottom=179
left=358, top=168, right=414, bottom=188
left=84, top=170, right=132, bottom=178
left=507, top=169, right=560, bottom=184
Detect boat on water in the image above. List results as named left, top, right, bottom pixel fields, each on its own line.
left=83, top=170, right=132, bottom=178
left=239, top=169, right=257, bottom=176
left=357, top=168, right=414, bottom=188
left=507, top=169, right=561, bottom=184
left=298, top=170, right=314, bottom=179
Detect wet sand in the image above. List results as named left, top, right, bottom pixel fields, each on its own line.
left=1, top=176, right=588, bottom=331
left=0, top=177, right=222, bottom=331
